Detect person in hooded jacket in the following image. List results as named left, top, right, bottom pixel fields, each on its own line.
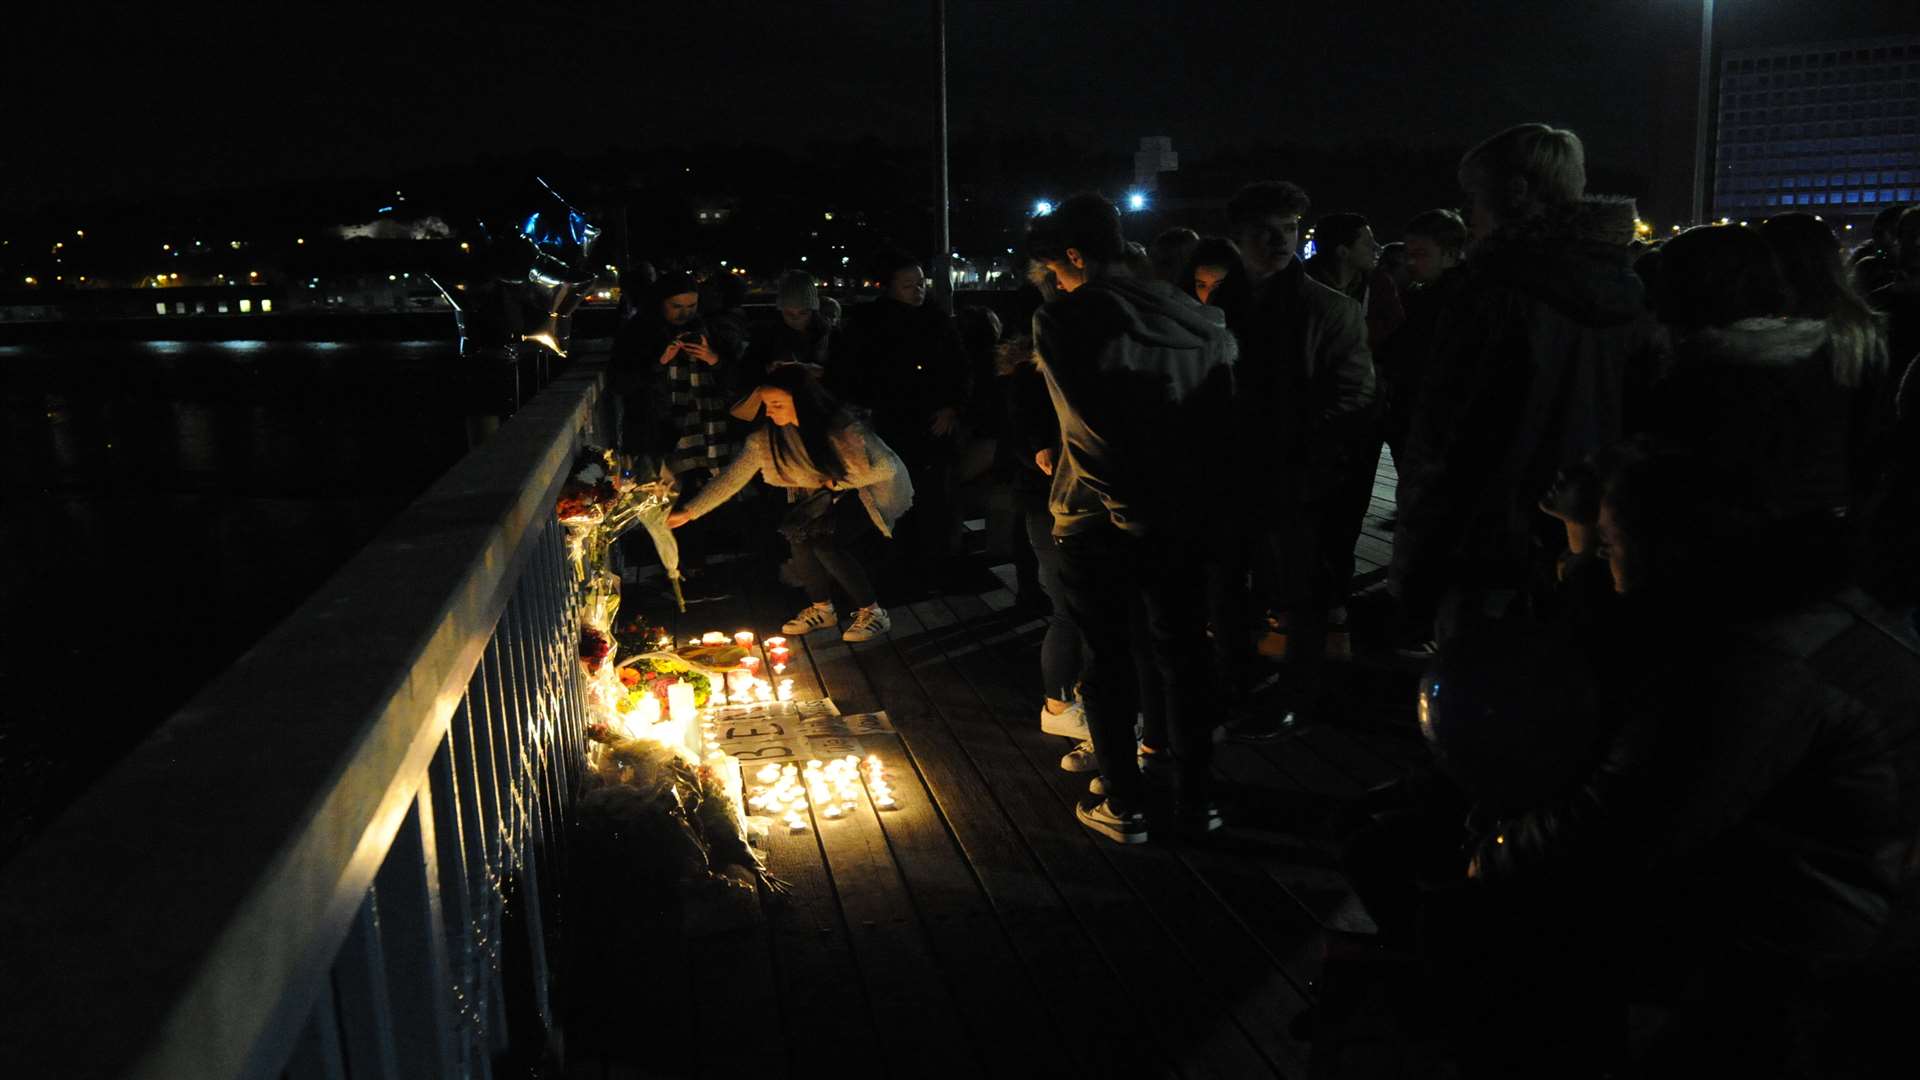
left=1458, top=443, right=1920, bottom=1075
left=1641, top=224, right=1886, bottom=542
left=743, top=269, right=834, bottom=381
left=1027, top=192, right=1239, bottom=843
left=1390, top=123, right=1655, bottom=644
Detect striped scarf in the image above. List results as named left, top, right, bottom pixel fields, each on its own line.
left=665, top=357, right=738, bottom=475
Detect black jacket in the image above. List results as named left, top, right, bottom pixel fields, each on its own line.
left=1391, top=196, right=1655, bottom=612
left=830, top=297, right=968, bottom=450
left=608, top=311, right=747, bottom=463
left=1230, top=258, right=1376, bottom=508
left=1473, top=586, right=1920, bottom=971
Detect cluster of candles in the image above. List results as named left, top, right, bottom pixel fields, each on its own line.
left=744, top=754, right=898, bottom=833
left=682, top=631, right=796, bottom=709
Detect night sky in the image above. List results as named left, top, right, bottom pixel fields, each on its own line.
left=9, top=0, right=1916, bottom=213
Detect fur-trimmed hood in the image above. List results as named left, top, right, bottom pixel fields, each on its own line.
left=1684, top=316, right=1831, bottom=368
left=1468, top=195, right=1646, bottom=328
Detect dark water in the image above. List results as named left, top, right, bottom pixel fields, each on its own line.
left=0, top=337, right=550, bottom=861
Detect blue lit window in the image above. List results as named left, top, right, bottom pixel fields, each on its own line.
left=1846, top=191, right=1861, bottom=203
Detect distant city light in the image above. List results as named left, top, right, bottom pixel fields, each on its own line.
left=1126, top=192, right=1148, bottom=211
left=824, top=212, right=834, bottom=221
left=296, top=237, right=305, bottom=245
left=1033, top=200, right=1054, bottom=216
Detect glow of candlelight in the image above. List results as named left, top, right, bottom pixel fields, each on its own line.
left=735, top=630, right=756, bottom=648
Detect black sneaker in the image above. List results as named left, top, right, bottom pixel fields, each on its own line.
left=1075, top=796, right=1149, bottom=844
left=1226, top=709, right=1299, bottom=743
left=1177, top=800, right=1225, bottom=835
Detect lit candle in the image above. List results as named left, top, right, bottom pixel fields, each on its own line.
left=767, top=645, right=792, bottom=664
left=756, top=764, right=781, bottom=784
left=777, top=679, right=795, bottom=702
left=876, top=795, right=897, bottom=810
left=703, top=631, right=727, bottom=645
left=636, top=693, right=662, bottom=729
left=764, top=636, right=787, bottom=649
left=735, top=630, right=756, bottom=648
left=740, top=655, right=761, bottom=674
left=773, top=662, right=787, bottom=675
left=667, top=682, right=696, bottom=726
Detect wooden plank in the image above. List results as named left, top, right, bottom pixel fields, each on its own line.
left=681, top=568, right=874, bottom=1077
left=935, top=588, right=1297, bottom=1077
left=842, top=600, right=1163, bottom=1077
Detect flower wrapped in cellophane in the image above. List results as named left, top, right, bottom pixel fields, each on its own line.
left=600, top=459, right=684, bottom=613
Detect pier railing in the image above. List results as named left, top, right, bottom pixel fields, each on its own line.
left=0, top=365, right=607, bottom=1078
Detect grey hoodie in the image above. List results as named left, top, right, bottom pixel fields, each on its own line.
left=1032, top=273, right=1239, bottom=537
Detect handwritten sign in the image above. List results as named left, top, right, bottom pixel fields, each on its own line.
left=710, top=701, right=894, bottom=763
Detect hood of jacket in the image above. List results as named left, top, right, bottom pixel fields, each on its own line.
left=1081, top=274, right=1238, bottom=399
left=1682, top=316, right=1831, bottom=369
left=1471, top=194, right=1647, bottom=328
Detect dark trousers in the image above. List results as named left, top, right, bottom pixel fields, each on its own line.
left=1270, top=436, right=1383, bottom=686
left=789, top=494, right=879, bottom=610
left=1054, top=523, right=1213, bottom=809
left=1023, top=498, right=1087, bottom=702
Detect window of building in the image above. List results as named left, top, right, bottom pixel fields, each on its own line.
left=217, top=302, right=229, bottom=314
left=195, top=302, right=206, bottom=314
left=155, top=302, right=168, bottom=316
left=261, top=299, right=272, bottom=313
left=238, top=298, right=252, bottom=313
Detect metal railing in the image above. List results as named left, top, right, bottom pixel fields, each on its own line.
left=0, top=365, right=606, bottom=1078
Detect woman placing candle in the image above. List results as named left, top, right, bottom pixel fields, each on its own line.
left=667, top=365, right=914, bottom=643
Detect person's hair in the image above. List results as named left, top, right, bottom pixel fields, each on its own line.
left=1760, top=213, right=1884, bottom=388
left=1898, top=205, right=1920, bottom=268
left=1026, top=192, right=1128, bottom=265
left=1651, top=224, right=1788, bottom=330
left=1600, top=437, right=1771, bottom=597
left=1123, top=240, right=1154, bottom=278
left=1149, top=227, right=1200, bottom=284
left=1457, top=123, right=1587, bottom=215
left=1313, top=213, right=1372, bottom=255
left=870, top=246, right=923, bottom=287
left=1226, top=181, right=1311, bottom=227
left=1403, top=208, right=1470, bottom=256
left=761, top=363, right=850, bottom=482
left=776, top=269, right=819, bottom=311
left=1175, top=235, right=1251, bottom=299
left=1870, top=202, right=1912, bottom=248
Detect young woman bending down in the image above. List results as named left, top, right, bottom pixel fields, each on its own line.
left=667, top=365, right=913, bottom=642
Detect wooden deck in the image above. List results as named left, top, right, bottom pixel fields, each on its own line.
left=567, top=454, right=1427, bottom=1080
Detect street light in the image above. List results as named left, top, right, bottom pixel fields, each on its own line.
left=1692, top=0, right=1716, bottom=227
left=1126, top=191, right=1148, bottom=212
left=1033, top=199, right=1054, bottom=216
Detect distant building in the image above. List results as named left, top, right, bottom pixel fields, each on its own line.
left=1713, top=35, right=1920, bottom=226
left=1133, top=136, right=1178, bottom=193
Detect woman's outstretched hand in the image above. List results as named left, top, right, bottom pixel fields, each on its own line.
left=667, top=510, right=692, bottom=529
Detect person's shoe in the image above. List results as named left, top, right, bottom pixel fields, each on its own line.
left=1326, top=623, right=1354, bottom=662
left=1393, top=636, right=1438, bottom=660
left=1177, top=800, right=1225, bottom=835
left=840, top=604, right=891, bottom=643
left=1040, top=700, right=1088, bottom=739
left=1060, top=739, right=1100, bottom=773
left=1075, top=796, right=1148, bottom=844
left=782, top=601, right=838, bottom=636
left=1227, top=709, right=1299, bottom=742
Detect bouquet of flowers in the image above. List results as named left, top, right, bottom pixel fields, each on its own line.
left=614, top=652, right=716, bottom=710
left=578, top=627, right=613, bottom=674
left=602, top=460, right=684, bottom=613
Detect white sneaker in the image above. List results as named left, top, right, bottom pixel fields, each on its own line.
left=782, top=602, right=837, bottom=636
left=1059, top=739, right=1100, bottom=773
left=1040, top=700, right=1089, bottom=739
left=841, top=604, right=891, bottom=643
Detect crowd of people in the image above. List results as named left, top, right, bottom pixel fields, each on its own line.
left=609, top=121, right=1920, bottom=1073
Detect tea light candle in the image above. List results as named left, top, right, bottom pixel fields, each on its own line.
left=734, top=630, right=756, bottom=648
left=702, top=631, right=727, bottom=645
left=773, top=662, right=787, bottom=675
left=764, top=636, right=787, bottom=649
left=767, top=644, right=792, bottom=663
left=777, top=678, right=795, bottom=702
left=636, top=693, right=662, bottom=729
left=740, top=655, right=761, bottom=674
left=756, top=764, right=781, bottom=784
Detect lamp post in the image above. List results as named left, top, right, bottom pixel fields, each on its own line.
left=1691, top=0, right=1716, bottom=227
left=930, top=0, right=954, bottom=313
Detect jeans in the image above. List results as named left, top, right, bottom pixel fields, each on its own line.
left=1023, top=497, right=1086, bottom=702
left=1054, top=523, right=1214, bottom=809
left=789, top=493, right=879, bottom=609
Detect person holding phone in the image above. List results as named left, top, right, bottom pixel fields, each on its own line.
left=610, top=270, right=746, bottom=479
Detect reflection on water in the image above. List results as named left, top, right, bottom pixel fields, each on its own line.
left=0, top=336, right=565, bottom=860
